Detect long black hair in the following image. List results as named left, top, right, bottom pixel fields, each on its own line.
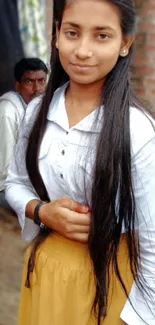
left=25, top=0, right=147, bottom=323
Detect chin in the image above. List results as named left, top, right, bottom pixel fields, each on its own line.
left=71, top=76, right=98, bottom=85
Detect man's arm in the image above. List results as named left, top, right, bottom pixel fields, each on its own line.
left=0, top=114, right=18, bottom=188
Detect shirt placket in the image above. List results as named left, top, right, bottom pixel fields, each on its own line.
left=56, top=131, right=70, bottom=186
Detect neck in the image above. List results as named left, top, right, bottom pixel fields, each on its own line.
left=65, top=79, right=104, bottom=127
left=67, top=79, right=103, bottom=111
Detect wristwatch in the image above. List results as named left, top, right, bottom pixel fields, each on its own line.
left=33, top=201, right=49, bottom=232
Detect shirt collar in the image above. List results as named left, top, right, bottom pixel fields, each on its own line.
left=47, top=83, right=103, bottom=133
left=17, top=93, right=27, bottom=110
left=0, top=91, right=27, bottom=110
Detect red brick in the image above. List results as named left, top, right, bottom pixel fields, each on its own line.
left=133, top=0, right=155, bottom=110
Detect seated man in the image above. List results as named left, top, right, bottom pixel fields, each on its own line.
left=0, top=57, right=48, bottom=209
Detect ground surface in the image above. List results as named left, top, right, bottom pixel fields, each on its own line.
left=0, top=208, right=26, bottom=325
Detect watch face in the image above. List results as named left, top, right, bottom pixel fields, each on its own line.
left=40, top=222, right=45, bottom=229
left=39, top=223, right=50, bottom=233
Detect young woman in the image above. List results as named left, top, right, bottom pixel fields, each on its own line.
left=5, top=0, right=155, bottom=324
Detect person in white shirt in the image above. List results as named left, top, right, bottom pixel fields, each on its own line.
left=0, top=58, right=48, bottom=209
left=5, top=0, right=155, bottom=324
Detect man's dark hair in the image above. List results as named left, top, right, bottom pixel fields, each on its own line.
left=14, top=58, right=48, bottom=82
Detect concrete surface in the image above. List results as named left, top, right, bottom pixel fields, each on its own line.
left=0, top=208, right=26, bottom=325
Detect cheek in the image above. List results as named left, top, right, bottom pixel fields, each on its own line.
left=39, top=85, right=46, bottom=92
left=58, top=35, right=75, bottom=58
left=20, top=86, right=33, bottom=101
left=99, top=44, right=121, bottom=66
left=58, top=46, right=71, bottom=71
left=24, top=85, right=33, bottom=93
left=59, top=44, right=71, bottom=60
left=102, top=39, right=121, bottom=54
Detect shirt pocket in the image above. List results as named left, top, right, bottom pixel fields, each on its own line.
left=79, top=157, right=93, bottom=176
left=78, top=157, right=94, bottom=205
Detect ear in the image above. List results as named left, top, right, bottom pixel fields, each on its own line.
left=55, top=22, right=60, bottom=50
left=120, top=34, right=135, bottom=57
left=15, top=81, right=20, bottom=92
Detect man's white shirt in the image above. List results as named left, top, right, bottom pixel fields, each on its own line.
left=0, top=91, right=26, bottom=190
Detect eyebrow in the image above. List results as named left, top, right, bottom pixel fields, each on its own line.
left=62, top=22, right=80, bottom=28
left=23, top=78, right=33, bottom=81
left=24, top=77, right=45, bottom=81
left=62, top=22, right=116, bottom=32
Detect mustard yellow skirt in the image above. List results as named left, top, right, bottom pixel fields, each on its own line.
left=18, top=233, right=133, bottom=325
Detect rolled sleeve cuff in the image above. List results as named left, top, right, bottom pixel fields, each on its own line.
left=6, top=186, right=40, bottom=241
left=120, top=282, right=155, bottom=325
left=22, top=217, right=39, bottom=241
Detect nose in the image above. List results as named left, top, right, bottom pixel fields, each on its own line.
left=33, top=81, right=42, bottom=93
left=74, top=39, right=93, bottom=59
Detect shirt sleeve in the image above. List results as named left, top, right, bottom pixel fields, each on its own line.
left=0, top=114, right=18, bottom=190
left=120, top=136, right=155, bottom=325
left=5, top=99, right=41, bottom=241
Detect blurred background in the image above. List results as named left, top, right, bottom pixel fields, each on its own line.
left=0, top=0, right=53, bottom=95
left=0, top=1, right=155, bottom=325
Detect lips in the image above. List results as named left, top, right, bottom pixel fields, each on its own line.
left=71, top=63, right=95, bottom=68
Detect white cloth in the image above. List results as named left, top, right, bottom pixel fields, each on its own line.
left=0, top=91, right=26, bottom=191
left=18, top=0, right=48, bottom=64
left=5, top=84, right=155, bottom=325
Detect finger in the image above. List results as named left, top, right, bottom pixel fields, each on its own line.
left=74, top=202, right=89, bottom=213
left=67, top=232, right=89, bottom=243
left=66, top=211, right=91, bottom=226
left=58, top=197, right=89, bottom=213
left=66, top=224, right=90, bottom=234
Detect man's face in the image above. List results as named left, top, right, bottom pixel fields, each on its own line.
left=15, top=70, right=47, bottom=104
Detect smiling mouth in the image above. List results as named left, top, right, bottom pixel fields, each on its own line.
left=71, top=63, right=95, bottom=68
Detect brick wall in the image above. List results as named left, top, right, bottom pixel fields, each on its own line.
left=133, top=0, right=155, bottom=110
left=45, top=0, right=155, bottom=110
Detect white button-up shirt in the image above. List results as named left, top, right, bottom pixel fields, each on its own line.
left=0, top=91, right=26, bottom=190
left=5, top=84, right=155, bottom=325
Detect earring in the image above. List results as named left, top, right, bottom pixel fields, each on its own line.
left=121, top=49, right=127, bottom=57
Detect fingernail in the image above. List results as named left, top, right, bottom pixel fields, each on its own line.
left=83, top=206, right=89, bottom=212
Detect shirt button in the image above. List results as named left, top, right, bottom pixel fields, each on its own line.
left=61, top=150, right=65, bottom=155
left=60, top=173, right=63, bottom=179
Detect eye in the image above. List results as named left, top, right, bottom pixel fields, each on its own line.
left=65, top=30, right=78, bottom=38
left=39, top=79, right=45, bottom=84
left=97, top=34, right=109, bottom=40
left=25, top=80, right=32, bottom=84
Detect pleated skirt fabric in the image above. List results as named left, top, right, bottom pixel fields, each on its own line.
left=18, top=233, right=133, bottom=325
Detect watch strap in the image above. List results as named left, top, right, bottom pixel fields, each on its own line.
left=33, top=201, right=50, bottom=233
left=33, top=201, right=45, bottom=226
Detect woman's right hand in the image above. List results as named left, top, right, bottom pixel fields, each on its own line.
left=39, top=197, right=91, bottom=243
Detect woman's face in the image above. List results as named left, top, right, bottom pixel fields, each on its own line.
left=56, top=0, right=133, bottom=86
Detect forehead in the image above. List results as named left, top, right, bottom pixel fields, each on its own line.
left=62, top=0, right=121, bottom=30
left=21, top=70, right=47, bottom=80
